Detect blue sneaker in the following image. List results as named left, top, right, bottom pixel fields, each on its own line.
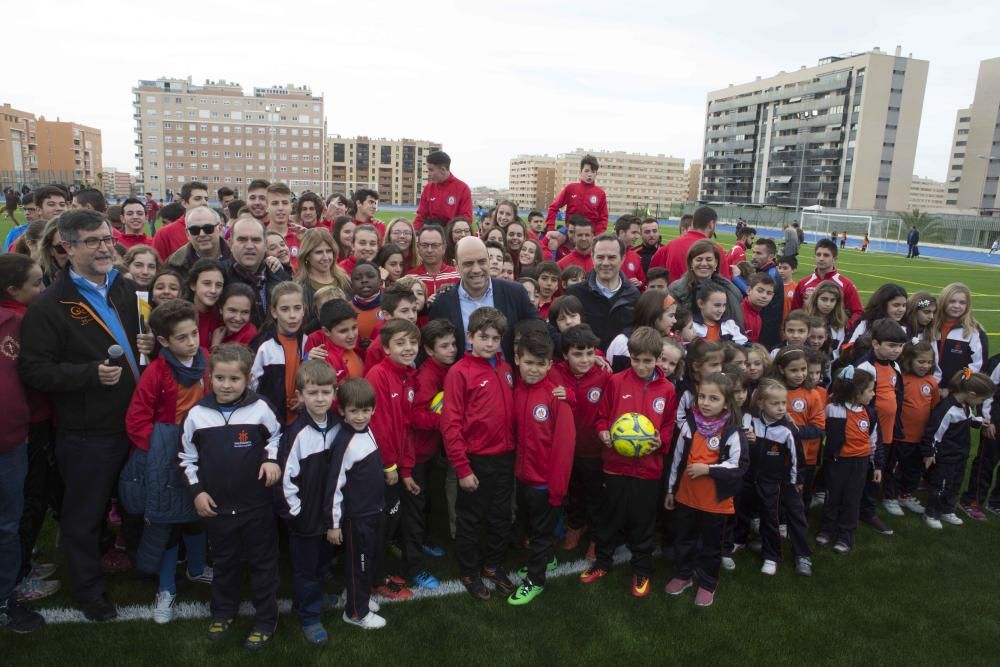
left=412, top=570, right=440, bottom=590
left=421, top=542, right=445, bottom=558
left=302, top=623, right=328, bottom=645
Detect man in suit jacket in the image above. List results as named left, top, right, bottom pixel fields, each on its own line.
left=428, top=237, right=538, bottom=362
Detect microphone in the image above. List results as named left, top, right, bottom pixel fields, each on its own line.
left=108, top=344, right=125, bottom=368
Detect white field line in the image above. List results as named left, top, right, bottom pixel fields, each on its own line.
left=39, top=550, right=634, bottom=625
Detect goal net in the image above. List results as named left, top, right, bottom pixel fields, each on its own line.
left=800, top=211, right=881, bottom=241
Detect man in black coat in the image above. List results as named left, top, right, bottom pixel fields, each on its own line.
left=18, top=210, right=154, bottom=622
left=564, top=235, right=640, bottom=351
left=428, top=237, right=538, bottom=362
left=906, top=225, right=920, bottom=258
left=223, top=217, right=289, bottom=327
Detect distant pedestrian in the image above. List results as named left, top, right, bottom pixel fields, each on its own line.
left=906, top=225, right=920, bottom=258
left=989, top=240, right=999, bottom=256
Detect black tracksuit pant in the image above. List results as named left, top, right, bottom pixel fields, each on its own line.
left=565, top=457, right=602, bottom=532
left=454, top=452, right=514, bottom=578
left=962, top=437, right=1000, bottom=508
left=343, top=512, right=382, bottom=620
left=18, top=421, right=60, bottom=581
left=593, top=475, right=659, bottom=577
left=204, top=506, right=278, bottom=631
left=402, top=461, right=430, bottom=578
left=673, top=502, right=728, bottom=592
left=518, top=482, right=559, bottom=586
left=287, top=532, right=334, bottom=627
left=819, top=457, right=869, bottom=546
left=374, top=481, right=401, bottom=584
left=926, top=458, right=968, bottom=519
left=55, top=433, right=141, bottom=602
left=756, top=478, right=812, bottom=562
left=893, top=440, right=925, bottom=498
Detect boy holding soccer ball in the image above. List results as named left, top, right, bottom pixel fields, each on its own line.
left=580, top=326, right=677, bottom=597
left=508, top=331, right=576, bottom=605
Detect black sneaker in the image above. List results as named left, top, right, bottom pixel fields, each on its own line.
left=862, top=515, right=894, bottom=536
left=0, top=598, right=45, bottom=634
left=482, top=566, right=516, bottom=597
left=81, top=593, right=118, bottom=622
left=461, top=575, right=491, bottom=601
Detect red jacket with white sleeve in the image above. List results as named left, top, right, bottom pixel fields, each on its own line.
left=549, top=360, right=611, bottom=459
left=125, top=351, right=210, bottom=452
left=413, top=175, right=473, bottom=231
left=402, top=356, right=449, bottom=478
left=792, top=267, right=864, bottom=327
left=595, top=367, right=677, bottom=480
left=365, top=357, right=415, bottom=471
left=545, top=181, right=609, bottom=234
left=513, top=378, right=576, bottom=507
left=441, top=353, right=515, bottom=478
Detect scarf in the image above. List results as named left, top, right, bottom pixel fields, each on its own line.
left=0, top=299, right=27, bottom=315
left=351, top=291, right=382, bottom=311
left=160, top=347, right=207, bottom=387
left=692, top=404, right=729, bottom=438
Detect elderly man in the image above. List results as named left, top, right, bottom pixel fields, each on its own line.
left=166, top=206, right=232, bottom=277
left=565, top=234, right=640, bottom=351
left=428, top=236, right=537, bottom=363
left=224, top=217, right=289, bottom=327
left=152, top=180, right=210, bottom=260
left=18, top=210, right=154, bottom=622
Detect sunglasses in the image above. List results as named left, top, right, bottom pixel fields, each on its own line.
left=187, top=224, right=218, bottom=236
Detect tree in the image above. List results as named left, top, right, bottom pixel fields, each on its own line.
left=898, top=209, right=942, bottom=243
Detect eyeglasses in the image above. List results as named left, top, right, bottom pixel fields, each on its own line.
left=187, top=224, right=218, bottom=236
left=418, top=242, right=443, bottom=251
left=391, top=229, right=413, bottom=238
left=69, top=235, right=115, bottom=250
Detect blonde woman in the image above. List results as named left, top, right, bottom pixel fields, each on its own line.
left=297, top=228, right=352, bottom=314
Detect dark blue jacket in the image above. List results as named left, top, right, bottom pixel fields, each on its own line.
left=324, top=425, right=384, bottom=529
left=276, top=411, right=341, bottom=536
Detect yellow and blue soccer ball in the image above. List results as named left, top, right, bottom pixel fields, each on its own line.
left=610, top=412, right=658, bottom=457
left=430, top=391, right=444, bottom=414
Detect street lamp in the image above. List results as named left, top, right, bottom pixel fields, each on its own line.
left=264, top=104, right=283, bottom=181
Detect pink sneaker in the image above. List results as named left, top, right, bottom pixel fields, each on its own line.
left=664, top=577, right=693, bottom=595
left=694, top=587, right=715, bottom=607
left=101, top=549, right=131, bottom=574
left=959, top=502, right=987, bottom=522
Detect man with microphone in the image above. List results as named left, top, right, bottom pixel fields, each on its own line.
left=19, top=209, right=154, bottom=622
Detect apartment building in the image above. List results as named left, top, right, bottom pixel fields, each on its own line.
left=34, top=119, right=103, bottom=185
left=686, top=160, right=702, bottom=202
left=0, top=104, right=37, bottom=184
left=701, top=46, right=928, bottom=211
left=102, top=168, right=134, bottom=199
left=907, top=175, right=947, bottom=211
left=508, top=155, right=557, bottom=211
left=324, top=136, right=441, bottom=206
left=132, top=77, right=325, bottom=200
left=945, top=58, right=1000, bottom=214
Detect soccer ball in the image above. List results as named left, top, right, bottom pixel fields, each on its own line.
left=430, top=391, right=444, bottom=414
left=610, top=412, right=658, bottom=457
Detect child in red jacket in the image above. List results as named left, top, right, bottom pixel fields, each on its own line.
left=580, top=326, right=677, bottom=597
left=548, top=324, right=610, bottom=557
left=508, top=332, right=575, bottom=605
left=124, top=299, right=212, bottom=623
left=400, top=319, right=457, bottom=588
left=741, top=273, right=776, bottom=344
left=364, top=319, right=419, bottom=599
left=442, top=307, right=517, bottom=600
left=305, top=299, right=364, bottom=382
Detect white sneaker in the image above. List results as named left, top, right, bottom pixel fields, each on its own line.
left=940, top=513, right=964, bottom=526
left=882, top=499, right=904, bottom=517
left=153, top=591, right=176, bottom=624
left=342, top=610, right=386, bottom=630
left=326, top=594, right=379, bottom=613
left=810, top=491, right=826, bottom=509
left=721, top=556, right=736, bottom=571
left=922, top=514, right=943, bottom=530
left=898, top=496, right=925, bottom=514
left=761, top=560, right=777, bottom=576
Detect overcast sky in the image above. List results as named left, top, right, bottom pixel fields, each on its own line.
left=8, top=1, right=998, bottom=189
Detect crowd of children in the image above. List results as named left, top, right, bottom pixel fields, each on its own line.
left=3, top=169, right=1000, bottom=652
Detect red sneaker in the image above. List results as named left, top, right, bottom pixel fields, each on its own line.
left=578, top=566, right=608, bottom=584
left=372, top=579, right=413, bottom=600
left=631, top=574, right=651, bottom=597
left=664, top=577, right=693, bottom=595
left=694, top=587, right=715, bottom=607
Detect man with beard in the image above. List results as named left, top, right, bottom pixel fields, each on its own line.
left=557, top=216, right=595, bottom=273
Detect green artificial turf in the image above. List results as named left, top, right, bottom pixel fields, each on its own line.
left=5, top=214, right=1000, bottom=665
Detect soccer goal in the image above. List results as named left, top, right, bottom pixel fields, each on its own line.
left=800, top=211, right=874, bottom=239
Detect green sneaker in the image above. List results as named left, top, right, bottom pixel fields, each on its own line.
left=508, top=582, right=544, bottom=606
left=516, top=557, right=557, bottom=581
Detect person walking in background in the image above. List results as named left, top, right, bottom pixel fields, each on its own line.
left=907, top=225, right=920, bottom=258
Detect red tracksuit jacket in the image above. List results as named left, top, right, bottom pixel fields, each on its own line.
left=546, top=181, right=609, bottom=234
left=595, top=368, right=677, bottom=480
left=513, top=378, right=576, bottom=507
left=402, top=357, right=449, bottom=478
left=125, top=351, right=211, bottom=451
left=549, top=360, right=611, bottom=459
left=413, top=174, right=473, bottom=231
left=622, top=248, right=646, bottom=288
left=366, top=357, right=415, bottom=471
left=741, top=299, right=763, bottom=343
left=557, top=249, right=594, bottom=273
left=442, top=353, right=515, bottom=478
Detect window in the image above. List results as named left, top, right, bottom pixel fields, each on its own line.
left=958, top=129, right=969, bottom=135
left=954, top=152, right=965, bottom=158
left=957, top=141, right=967, bottom=146
left=959, top=116, right=971, bottom=122
left=163, top=122, right=172, bottom=129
